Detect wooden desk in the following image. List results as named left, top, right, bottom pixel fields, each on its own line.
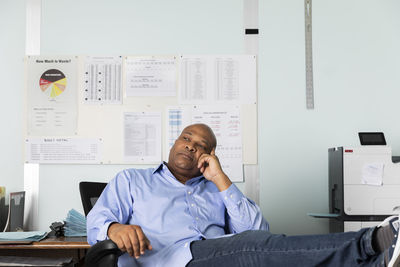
left=0, top=236, right=90, bottom=266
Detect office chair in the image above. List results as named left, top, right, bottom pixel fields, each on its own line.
left=85, top=239, right=123, bottom=267
left=79, top=181, right=107, bottom=216
left=79, top=181, right=123, bottom=267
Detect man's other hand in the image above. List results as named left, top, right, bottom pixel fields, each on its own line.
left=197, top=148, right=232, bottom=191
left=107, top=223, right=152, bottom=258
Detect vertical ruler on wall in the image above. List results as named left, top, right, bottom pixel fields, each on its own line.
left=304, top=0, right=314, bottom=109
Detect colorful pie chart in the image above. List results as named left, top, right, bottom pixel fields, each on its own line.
left=39, top=69, right=67, bottom=98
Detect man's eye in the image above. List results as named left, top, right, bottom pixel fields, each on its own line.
left=183, top=137, right=189, bottom=141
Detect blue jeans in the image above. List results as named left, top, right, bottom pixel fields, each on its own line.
left=187, top=228, right=385, bottom=267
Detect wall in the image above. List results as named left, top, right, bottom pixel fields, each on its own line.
left=259, top=0, right=400, bottom=235
left=0, top=0, right=26, bottom=200
left=1, top=0, right=399, bottom=235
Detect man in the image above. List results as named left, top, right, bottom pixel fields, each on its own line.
left=87, top=123, right=400, bottom=267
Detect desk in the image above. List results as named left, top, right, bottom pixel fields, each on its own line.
left=0, top=236, right=90, bottom=266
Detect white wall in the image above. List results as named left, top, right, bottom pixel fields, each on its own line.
left=259, top=0, right=400, bottom=235
left=0, top=0, right=26, bottom=200
left=1, top=0, right=400, bottom=235
left=41, top=0, right=243, bottom=54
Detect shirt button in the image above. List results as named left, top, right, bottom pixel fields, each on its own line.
left=224, top=196, right=228, bottom=200
left=196, top=217, right=199, bottom=220
left=188, top=191, right=192, bottom=195
left=191, top=204, right=194, bottom=207
left=230, top=194, right=233, bottom=198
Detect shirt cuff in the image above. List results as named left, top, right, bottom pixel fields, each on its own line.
left=97, top=220, right=115, bottom=242
left=219, top=183, right=244, bottom=208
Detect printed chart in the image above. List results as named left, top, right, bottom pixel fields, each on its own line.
left=39, top=69, right=67, bottom=98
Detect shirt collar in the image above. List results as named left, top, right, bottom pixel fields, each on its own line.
left=152, top=162, right=165, bottom=174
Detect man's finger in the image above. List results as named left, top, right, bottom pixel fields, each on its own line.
left=143, top=236, right=152, bottom=250
left=137, top=227, right=152, bottom=250
left=129, top=230, right=141, bottom=258
left=197, top=156, right=207, bottom=169
left=198, top=153, right=208, bottom=161
left=121, top=234, right=134, bottom=257
left=135, top=227, right=150, bottom=254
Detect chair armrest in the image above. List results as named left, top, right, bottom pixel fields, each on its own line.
left=85, top=240, right=123, bottom=267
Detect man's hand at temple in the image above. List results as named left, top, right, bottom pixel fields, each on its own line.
left=197, top=148, right=232, bottom=191
left=107, top=223, right=152, bottom=259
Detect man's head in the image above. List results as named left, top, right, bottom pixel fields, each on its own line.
left=167, top=123, right=217, bottom=181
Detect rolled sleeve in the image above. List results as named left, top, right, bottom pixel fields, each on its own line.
left=97, top=221, right=114, bottom=242
left=218, top=184, right=269, bottom=233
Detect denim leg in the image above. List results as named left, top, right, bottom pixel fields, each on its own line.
left=187, top=228, right=385, bottom=267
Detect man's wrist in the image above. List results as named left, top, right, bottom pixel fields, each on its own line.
left=213, top=173, right=232, bottom=191
left=107, top=222, right=120, bottom=237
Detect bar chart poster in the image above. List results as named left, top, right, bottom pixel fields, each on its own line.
left=26, top=56, right=78, bottom=136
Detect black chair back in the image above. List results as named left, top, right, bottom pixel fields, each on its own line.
left=80, top=181, right=124, bottom=267
left=79, top=182, right=107, bottom=216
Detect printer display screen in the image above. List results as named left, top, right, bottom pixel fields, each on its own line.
left=358, top=132, right=386, bottom=146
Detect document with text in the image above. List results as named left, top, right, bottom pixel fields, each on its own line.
left=26, top=56, right=78, bottom=135
left=165, top=106, right=192, bottom=160
left=179, top=55, right=256, bottom=105
left=25, top=138, right=102, bottom=164
left=125, top=56, right=177, bottom=97
left=83, top=56, right=122, bottom=104
left=124, top=112, right=162, bottom=163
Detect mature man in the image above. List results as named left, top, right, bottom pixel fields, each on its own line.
left=87, top=123, right=400, bottom=267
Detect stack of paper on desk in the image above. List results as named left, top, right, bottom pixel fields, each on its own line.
left=64, top=209, right=86, bottom=236
left=0, top=231, right=47, bottom=244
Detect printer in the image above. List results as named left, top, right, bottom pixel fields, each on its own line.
left=328, top=132, right=400, bottom=232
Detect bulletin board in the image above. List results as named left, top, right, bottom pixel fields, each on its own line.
left=24, top=55, right=258, bottom=167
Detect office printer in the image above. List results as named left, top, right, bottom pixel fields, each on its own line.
left=328, top=132, right=400, bottom=232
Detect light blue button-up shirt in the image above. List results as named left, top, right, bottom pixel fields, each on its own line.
left=87, top=163, right=268, bottom=267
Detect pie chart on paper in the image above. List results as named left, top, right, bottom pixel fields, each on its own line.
left=39, top=69, right=67, bottom=98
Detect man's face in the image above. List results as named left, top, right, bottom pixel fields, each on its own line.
left=167, top=124, right=215, bottom=179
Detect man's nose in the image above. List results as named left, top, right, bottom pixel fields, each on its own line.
left=185, top=144, right=195, bottom=152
